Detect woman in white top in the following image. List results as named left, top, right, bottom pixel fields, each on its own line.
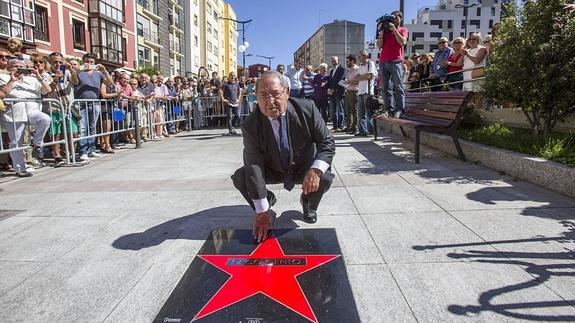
left=462, top=32, right=488, bottom=92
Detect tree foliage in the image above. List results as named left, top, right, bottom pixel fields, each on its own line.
left=135, top=65, right=160, bottom=77
left=482, top=0, right=575, bottom=134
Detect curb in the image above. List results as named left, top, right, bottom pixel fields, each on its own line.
left=377, top=123, right=575, bottom=199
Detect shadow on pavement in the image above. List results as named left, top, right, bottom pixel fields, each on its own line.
left=112, top=205, right=300, bottom=251
left=413, top=211, right=575, bottom=321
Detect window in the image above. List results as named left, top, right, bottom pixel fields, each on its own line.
left=213, top=46, right=218, bottom=56
left=207, top=3, right=212, bottom=15
left=461, top=20, right=466, bottom=29
left=429, top=44, right=439, bottom=52
left=489, top=19, right=493, bottom=28
left=411, top=32, right=424, bottom=41
left=213, top=10, right=218, bottom=20
left=476, top=7, right=481, bottom=16
left=194, top=55, right=199, bottom=67
left=430, top=20, right=442, bottom=29
left=138, top=45, right=150, bottom=67
left=207, top=41, right=212, bottom=52
left=207, top=22, right=212, bottom=34
left=491, top=7, right=496, bottom=16
left=90, top=17, right=123, bottom=64
left=430, top=32, right=443, bottom=39
left=449, top=32, right=453, bottom=40
left=34, top=5, right=48, bottom=41
left=213, top=29, right=218, bottom=39
left=411, top=44, right=424, bottom=52
left=72, top=19, right=85, bottom=50
left=194, top=14, right=198, bottom=26
left=470, top=20, right=481, bottom=28
left=122, top=37, right=127, bottom=61
left=447, top=20, right=452, bottom=29
left=194, top=35, right=198, bottom=46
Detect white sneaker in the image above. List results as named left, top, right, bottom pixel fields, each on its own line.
left=88, top=152, right=101, bottom=158
left=25, top=166, right=36, bottom=173
left=79, top=154, right=89, bottom=161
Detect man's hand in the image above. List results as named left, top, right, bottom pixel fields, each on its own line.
left=253, top=211, right=272, bottom=243
left=388, top=24, right=397, bottom=32
left=302, top=168, right=322, bottom=196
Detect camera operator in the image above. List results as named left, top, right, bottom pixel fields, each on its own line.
left=376, top=10, right=408, bottom=118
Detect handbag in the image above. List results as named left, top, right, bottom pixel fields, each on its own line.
left=70, top=104, right=82, bottom=121
left=471, top=66, right=485, bottom=79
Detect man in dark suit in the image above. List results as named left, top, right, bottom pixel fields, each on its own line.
left=231, top=71, right=336, bottom=242
left=328, top=56, right=346, bottom=132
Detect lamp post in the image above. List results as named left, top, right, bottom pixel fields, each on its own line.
left=455, top=3, right=478, bottom=39
left=218, top=15, right=252, bottom=77
left=255, top=55, right=274, bottom=70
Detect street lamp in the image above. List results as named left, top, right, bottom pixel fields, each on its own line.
left=218, top=15, right=252, bottom=77
left=455, top=3, right=478, bottom=39
left=255, top=55, right=274, bottom=70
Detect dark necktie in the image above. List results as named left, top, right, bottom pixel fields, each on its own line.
left=278, top=115, right=290, bottom=171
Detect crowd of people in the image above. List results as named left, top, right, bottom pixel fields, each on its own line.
left=0, top=9, right=493, bottom=178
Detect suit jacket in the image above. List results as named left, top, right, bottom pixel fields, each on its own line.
left=241, top=98, right=335, bottom=200
left=328, top=64, right=345, bottom=98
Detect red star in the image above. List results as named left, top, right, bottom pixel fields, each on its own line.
left=193, top=236, right=339, bottom=322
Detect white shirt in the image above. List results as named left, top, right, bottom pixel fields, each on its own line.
left=357, top=60, right=376, bottom=95
left=252, top=112, right=330, bottom=213
left=0, top=74, right=43, bottom=122
left=285, top=66, right=303, bottom=90
left=345, top=65, right=359, bottom=91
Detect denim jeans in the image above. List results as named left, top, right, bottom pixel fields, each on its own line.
left=329, top=95, right=344, bottom=129
left=163, top=103, right=174, bottom=133
left=226, top=104, right=240, bottom=131
left=78, top=101, right=101, bottom=155
left=379, top=61, right=405, bottom=114
left=357, top=94, right=374, bottom=135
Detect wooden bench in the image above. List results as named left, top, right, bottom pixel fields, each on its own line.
left=373, top=91, right=473, bottom=163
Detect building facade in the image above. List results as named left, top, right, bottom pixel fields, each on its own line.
left=32, top=0, right=136, bottom=70
left=183, top=0, right=236, bottom=78
left=404, top=0, right=511, bottom=56
left=167, top=0, right=186, bottom=77
left=294, top=20, right=365, bottom=68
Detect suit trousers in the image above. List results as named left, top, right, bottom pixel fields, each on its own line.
left=231, top=166, right=334, bottom=211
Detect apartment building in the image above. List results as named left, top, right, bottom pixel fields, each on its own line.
left=222, top=3, right=237, bottom=76
left=183, top=0, right=201, bottom=77
left=404, top=0, right=511, bottom=56
left=294, top=20, right=365, bottom=68
left=0, top=0, right=36, bottom=53
left=167, top=0, right=186, bottom=77
left=31, top=0, right=136, bottom=70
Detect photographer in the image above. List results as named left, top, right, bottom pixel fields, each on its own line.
left=0, top=59, right=52, bottom=177
left=376, top=10, right=408, bottom=118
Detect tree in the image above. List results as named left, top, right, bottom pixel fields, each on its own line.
left=482, top=0, right=575, bottom=135
left=135, top=65, right=160, bottom=77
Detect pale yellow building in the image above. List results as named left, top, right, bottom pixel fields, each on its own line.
left=223, top=3, right=238, bottom=76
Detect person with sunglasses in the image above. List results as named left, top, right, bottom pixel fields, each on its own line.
left=462, top=32, right=488, bottom=92
left=231, top=71, right=336, bottom=243
left=429, top=37, right=453, bottom=91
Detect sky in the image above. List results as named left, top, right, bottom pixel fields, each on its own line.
left=226, top=0, right=439, bottom=68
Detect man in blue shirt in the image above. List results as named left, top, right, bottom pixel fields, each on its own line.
left=429, top=37, right=454, bottom=92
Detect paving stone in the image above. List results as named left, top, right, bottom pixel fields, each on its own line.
left=347, top=184, right=443, bottom=214
left=347, top=264, right=416, bottom=322
left=390, top=262, right=575, bottom=322
left=362, top=211, right=498, bottom=263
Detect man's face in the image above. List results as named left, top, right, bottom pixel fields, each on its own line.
left=438, top=39, right=447, bottom=50
left=331, top=58, right=338, bottom=67
left=393, top=13, right=402, bottom=26
left=9, top=61, right=25, bottom=78
left=50, top=56, right=64, bottom=72
left=257, top=76, right=288, bottom=119
left=277, top=66, right=285, bottom=74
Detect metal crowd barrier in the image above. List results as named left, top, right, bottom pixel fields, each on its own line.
left=1, top=98, right=70, bottom=169
left=404, top=65, right=486, bottom=92
left=196, top=95, right=250, bottom=129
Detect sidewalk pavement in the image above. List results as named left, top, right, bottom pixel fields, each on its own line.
left=0, top=129, right=573, bottom=322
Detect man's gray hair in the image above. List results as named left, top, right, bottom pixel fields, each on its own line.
left=8, top=58, right=23, bottom=66
left=255, top=70, right=286, bottom=93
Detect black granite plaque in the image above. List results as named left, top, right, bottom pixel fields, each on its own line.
left=154, top=228, right=360, bottom=323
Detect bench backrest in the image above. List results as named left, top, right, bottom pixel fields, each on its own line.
left=404, top=91, right=473, bottom=128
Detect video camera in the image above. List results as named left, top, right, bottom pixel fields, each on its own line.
left=376, top=14, right=396, bottom=36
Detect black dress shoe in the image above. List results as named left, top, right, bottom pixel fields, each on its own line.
left=267, top=191, right=277, bottom=207
left=300, top=194, right=317, bottom=224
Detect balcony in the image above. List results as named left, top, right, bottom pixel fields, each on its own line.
left=168, top=14, right=184, bottom=32
left=140, top=0, right=162, bottom=21
left=143, top=29, right=162, bottom=48
left=170, top=40, right=184, bottom=56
